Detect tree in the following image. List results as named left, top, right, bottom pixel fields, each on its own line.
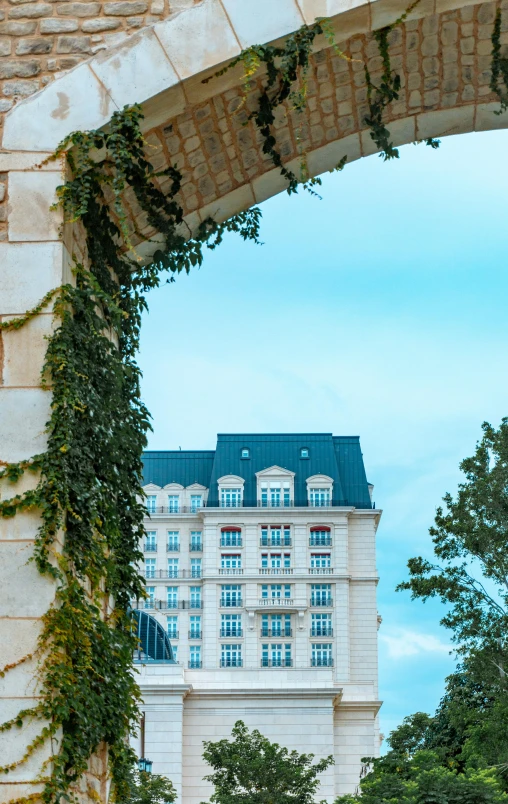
left=201, top=720, right=334, bottom=804
left=386, top=712, right=434, bottom=756
left=397, top=419, right=508, bottom=676
left=333, top=750, right=508, bottom=804
left=125, top=770, right=177, bottom=804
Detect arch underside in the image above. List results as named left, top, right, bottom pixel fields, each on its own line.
left=2, top=0, right=508, bottom=259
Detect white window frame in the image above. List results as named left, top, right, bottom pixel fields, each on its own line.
left=144, top=558, right=156, bottom=579
left=167, top=558, right=179, bottom=578
left=190, top=558, right=202, bottom=578
left=306, top=475, right=333, bottom=508
left=167, top=616, right=178, bottom=639
left=167, top=494, right=180, bottom=513
left=146, top=495, right=157, bottom=513
left=310, top=553, right=331, bottom=568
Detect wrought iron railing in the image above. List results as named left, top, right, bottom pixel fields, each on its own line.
left=220, top=659, right=243, bottom=667
left=311, top=657, right=334, bottom=667
left=146, top=498, right=372, bottom=514
left=220, top=598, right=243, bottom=608
left=260, top=659, right=293, bottom=668
left=260, top=628, right=292, bottom=637
left=310, top=597, right=333, bottom=607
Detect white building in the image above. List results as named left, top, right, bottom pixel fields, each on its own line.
left=132, top=433, right=382, bottom=803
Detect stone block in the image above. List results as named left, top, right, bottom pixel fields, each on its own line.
left=0, top=242, right=68, bottom=315
left=8, top=3, right=52, bottom=18
left=55, top=1, right=101, bottom=15
left=15, top=37, right=53, bottom=54
left=0, top=388, right=51, bottom=465
left=222, top=0, right=303, bottom=47
left=0, top=619, right=43, bottom=697
left=0, top=698, right=56, bottom=781
left=2, top=63, right=116, bottom=151
left=1, top=312, right=55, bottom=387
left=40, top=17, right=79, bottom=32
left=104, top=0, right=148, bottom=13
left=156, top=0, right=239, bottom=81
left=8, top=170, right=62, bottom=242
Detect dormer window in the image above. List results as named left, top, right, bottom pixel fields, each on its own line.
left=146, top=495, right=157, bottom=514
left=300, top=448, right=309, bottom=459
left=241, top=448, right=250, bottom=459
left=306, top=475, right=333, bottom=508
left=256, top=466, right=295, bottom=508
left=218, top=476, right=245, bottom=509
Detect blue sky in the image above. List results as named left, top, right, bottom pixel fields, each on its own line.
left=138, top=128, right=508, bottom=744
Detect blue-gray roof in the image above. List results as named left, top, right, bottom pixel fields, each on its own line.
left=143, top=434, right=372, bottom=509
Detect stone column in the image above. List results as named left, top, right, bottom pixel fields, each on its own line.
left=0, top=153, right=70, bottom=803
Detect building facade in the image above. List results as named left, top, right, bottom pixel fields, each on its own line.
left=132, top=433, right=382, bottom=803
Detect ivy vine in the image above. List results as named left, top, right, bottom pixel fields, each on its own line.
left=491, top=8, right=508, bottom=114
left=0, top=106, right=260, bottom=804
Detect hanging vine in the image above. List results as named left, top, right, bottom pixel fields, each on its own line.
left=0, top=105, right=261, bottom=804
left=491, top=7, right=508, bottom=113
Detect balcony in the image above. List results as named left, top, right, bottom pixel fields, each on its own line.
left=311, top=657, right=334, bottom=667
left=309, top=537, right=332, bottom=546
left=144, top=543, right=157, bottom=552
left=142, top=570, right=201, bottom=580
left=220, top=629, right=243, bottom=638
left=309, top=567, right=334, bottom=575
left=189, top=543, right=202, bottom=552
left=167, top=631, right=179, bottom=640
left=218, top=568, right=244, bottom=575
left=189, top=630, right=202, bottom=639
left=130, top=599, right=202, bottom=610
left=220, top=598, right=243, bottom=608
left=258, top=598, right=293, bottom=607
left=311, top=628, right=333, bottom=637
left=188, top=660, right=202, bottom=669
left=220, top=539, right=243, bottom=548
left=259, top=568, right=293, bottom=575
left=260, top=659, right=293, bottom=668
left=310, top=597, right=333, bottom=607
left=146, top=498, right=373, bottom=514
left=260, top=628, right=292, bottom=638
left=260, top=538, right=291, bottom=547
left=220, top=659, right=243, bottom=667
left=166, top=543, right=180, bottom=552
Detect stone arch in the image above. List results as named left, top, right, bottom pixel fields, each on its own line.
left=0, top=0, right=507, bottom=800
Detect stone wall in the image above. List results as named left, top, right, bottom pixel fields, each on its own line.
left=0, top=0, right=202, bottom=126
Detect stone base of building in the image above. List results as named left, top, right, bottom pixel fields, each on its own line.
left=133, top=665, right=381, bottom=803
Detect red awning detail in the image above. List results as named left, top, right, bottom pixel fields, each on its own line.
left=221, top=526, right=241, bottom=532
left=310, top=525, right=331, bottom=532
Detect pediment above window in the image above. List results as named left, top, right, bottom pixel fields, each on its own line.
left=306, top=474, right=333, bottom=487
left=186, top=483, right=207, bottom=491
left=255, top=465, right=295, bottom=479
left=143, top=483, right=161, bottom=492
left=217, top=475, right=245, bottom=487
left=163, top=482, right=184, bottom=491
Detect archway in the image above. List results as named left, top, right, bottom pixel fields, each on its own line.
left=1, top=0, right=507, bottom=800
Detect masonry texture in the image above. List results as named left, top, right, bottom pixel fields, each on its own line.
left=0, top=0, right=202, bottom=120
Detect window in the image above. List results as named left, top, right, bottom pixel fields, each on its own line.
left=167, top=530, right=179, bottom=551
left=260, top=483, right=291, bottom=508
left=220, top=488, right=242, bottom=508
left=145, top=531, right=157, bottom=551
left=144, top=558, right=156, bottom=579
left=300, top=448, right=309, bottom=458
left=221, top=554, right=242, bottom=569
left=310, top=553, right=331, bottom=568
left=189, top=645, right=201, bottom=668
left=146, top=495, right=157, bottom=513
left=172, top=645, right=178, bottom=662
left=309, top=528, right=331, bottom=546
left=310, top=488, right=331, bottom=507
left=221, top=528, right=242, bottom=547
left=168, top=494, right=179, bottom=513
left=190, top=586, right=201, bottom=608
left=261, top=614, right=291, bottom=637
left=261, top=584, right=291, bottom=599
left=190, top=558, right=202, bottom=578
left=241, top=448, right=250, bottom=459
left=166, top=587, right=178, bottom=608
left=190, top=531, right=202, bottom=551
left=311, top=584, right=332, bottom=606
left=312, top=643, right=333, bottom=667
left=221, top=614, right=242, bottom=637
left=311, top=613, right=332, bottom=637
left=167, top=558, right=179, bottom=578
left=190, top=495, right=202, bottom=513
left=260, top=526, right=291, bottom=547
left=167, top=616, right=178, bottom=639
left=189, top=615, right=201, bottom=639
left=261, top=643, right=292, bottom=667
left=221, top=584, right=242, bottom=607
left=145, top=586, right=155, bottom=608
left=221, top=644, right=242, bottom=667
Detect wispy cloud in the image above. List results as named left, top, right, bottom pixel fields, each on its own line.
left=380, top=628, right=451, bottom=659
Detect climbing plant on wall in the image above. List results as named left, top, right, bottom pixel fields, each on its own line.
left=1, top=4, right=507, bottom=802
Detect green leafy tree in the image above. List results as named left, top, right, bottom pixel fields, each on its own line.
left=201, top=720, right=334, bottom=804
left=125, top=770, right=176, bottom=804
left=396, top=420, right=508, bottom=674
left=334, top=750, right=508, bottom=804
left=386, top=712, right=434, bottom=756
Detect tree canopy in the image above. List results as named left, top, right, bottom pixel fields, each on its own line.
left=201, top=720, right=334, bottom=804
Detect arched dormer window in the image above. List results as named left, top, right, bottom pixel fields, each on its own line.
left=218, top=476, right=245, bottom=508
left=306, top=475, right=333, bottom=508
